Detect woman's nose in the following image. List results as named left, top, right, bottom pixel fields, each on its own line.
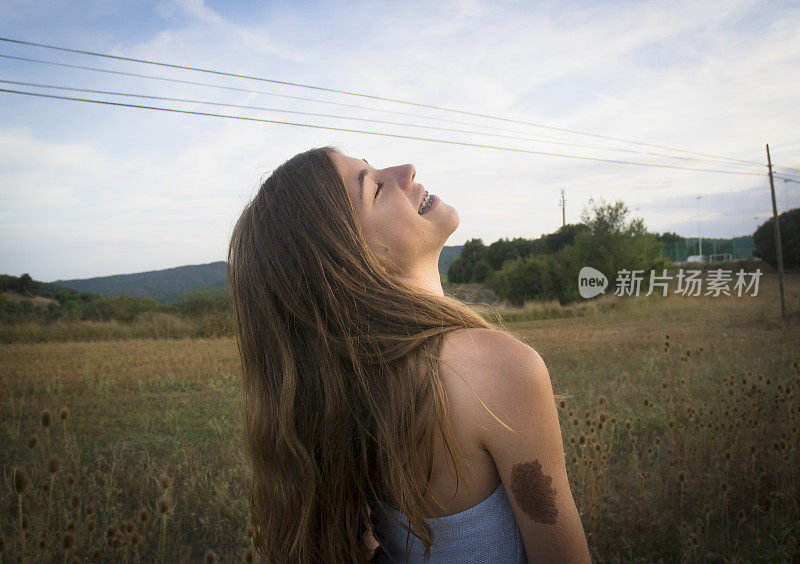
left=400, top=164, right=416, bottom=188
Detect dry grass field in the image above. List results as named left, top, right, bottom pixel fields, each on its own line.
left=1, top=271, right=798, bottom=561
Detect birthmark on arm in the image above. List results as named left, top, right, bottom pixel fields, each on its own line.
left=510, top=459, right=558, bottom=525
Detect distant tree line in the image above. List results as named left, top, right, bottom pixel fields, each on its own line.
left=0, top=274, right=230, bottom=325
left=448, top=198, right=672, bottom=306
left=4, top=205, right=796, bottom=322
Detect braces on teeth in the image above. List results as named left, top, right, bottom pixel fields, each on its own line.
left=418, top=192, right=432, bottom=214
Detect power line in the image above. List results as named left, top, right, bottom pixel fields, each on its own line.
left=0, top=53, right=486, bottom=127
left=774, top=166, right=800, bottom=178
left=0, top=78, right=774, bottom=173
left=0, top=86, right=770, bottom=178
left=3, top=53, right=796, bottom=179
left=0, top=35, right=772, bottom=169
left=1, top=51, right=773, bottom=175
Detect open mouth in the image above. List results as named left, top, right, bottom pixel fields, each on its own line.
left=418, top=191, right=434, bottom=215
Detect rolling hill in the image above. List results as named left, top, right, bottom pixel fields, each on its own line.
left=50, top=246, right=465, bottom=305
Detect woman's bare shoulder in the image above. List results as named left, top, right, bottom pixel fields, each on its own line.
left=441, top=327, right=534, bottom=371
left=439, top=328, right=540, bottom=416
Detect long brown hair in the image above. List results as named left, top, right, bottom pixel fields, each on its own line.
left=228, top=146, right=528, bottom=562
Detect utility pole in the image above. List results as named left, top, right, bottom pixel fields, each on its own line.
left=766, top=144, right=788, bottom=321
left=559, top=189, right=566, bottom=228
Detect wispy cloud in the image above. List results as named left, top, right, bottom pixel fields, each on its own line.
left=0, top=0, right=798, bottom=279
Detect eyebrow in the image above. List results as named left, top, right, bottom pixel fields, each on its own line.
left=358, top=159, right=369, bottom=202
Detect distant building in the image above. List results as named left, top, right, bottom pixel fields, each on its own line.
left=686, top=255, right=706, bottom=263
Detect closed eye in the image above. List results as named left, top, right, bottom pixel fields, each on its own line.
left=374, top=180, right=384, bottom=199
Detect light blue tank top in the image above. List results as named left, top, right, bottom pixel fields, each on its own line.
left=369, top=482, right=527, bottom=563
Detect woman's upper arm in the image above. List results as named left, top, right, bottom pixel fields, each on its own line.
left=465, top=330, right=591, bottom=564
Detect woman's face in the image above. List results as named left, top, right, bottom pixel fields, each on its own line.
left=332, top=151, right=459, bottom=275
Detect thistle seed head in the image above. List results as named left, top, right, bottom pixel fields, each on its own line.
left=48, top=455, right=60, bottom=474
left=41, top=410, right=52, bottom=428
left=13, top=467, right=30, bottom=494
left=63, top=532, right=75, bottom=550
left=159, top=474, right=171, bottom=490
left=27, top=435, right=38, bottom=450
left=60, top=407, right=69, bottom=421
left=205, top=549, right=217, bottom=563
left=158, top=494, right=173, bottom=515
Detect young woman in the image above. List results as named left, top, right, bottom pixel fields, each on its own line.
left=227, top=146, right=591, bottom=563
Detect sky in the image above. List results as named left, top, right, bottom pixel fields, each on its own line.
left=1, top=0, right=799, bottom=281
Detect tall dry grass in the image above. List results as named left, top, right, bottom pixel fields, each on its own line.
left=0, top=272, right=798, bottom=561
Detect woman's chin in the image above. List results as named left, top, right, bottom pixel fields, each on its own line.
left=444, top=204, right=459, bottom=232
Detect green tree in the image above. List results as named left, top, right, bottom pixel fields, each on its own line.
left=543, top=224, right=589, bottom=254
left=552, top=198, right=669, bottom=305
left=753, top=208, right=800, bottom=269
left=446, top=257, right=469, bottom=283
left=658, top=231, right=684, bottom=245
left=173, top=286, right=229, bottom=316
left=486, top=238, right=520, bottom=271
left=473, top=259, right=492, bottom=283
left=452, top=238, right=488, bottom=283
left=486, top=255, right=555, bottom=307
